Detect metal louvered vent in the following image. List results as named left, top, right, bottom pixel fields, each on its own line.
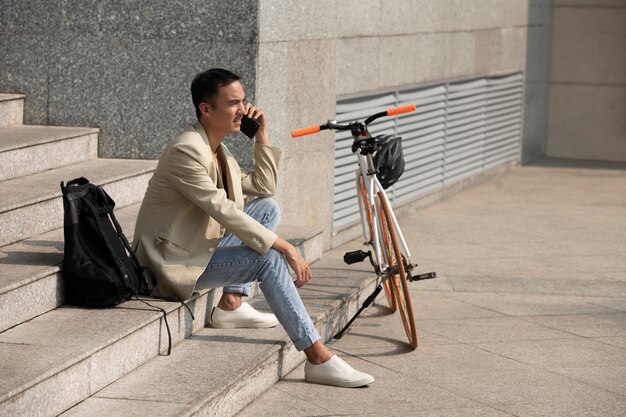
left=332, top=73, right=523, bottom=233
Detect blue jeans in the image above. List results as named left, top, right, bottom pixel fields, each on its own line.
left=196, top=198, right=321, bottom=351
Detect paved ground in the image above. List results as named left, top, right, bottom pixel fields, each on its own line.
left=237, top=158, right=626, bottom=417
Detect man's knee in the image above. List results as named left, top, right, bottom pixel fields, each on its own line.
left=247, top=197, right=281, bottom=223
left=265, top=247, right=284, bottom=264
left=260, top=248, right=288, bottom=276
left=257, top=197, right=280, bottom=218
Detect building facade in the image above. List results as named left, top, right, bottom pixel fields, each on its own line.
left=2, top=0, right=624, bottom=248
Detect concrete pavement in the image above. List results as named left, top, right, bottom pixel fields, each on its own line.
left=237, top=158, right=626, bottom=417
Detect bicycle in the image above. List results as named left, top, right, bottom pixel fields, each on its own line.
left=291, top=104, right=437, bottom=350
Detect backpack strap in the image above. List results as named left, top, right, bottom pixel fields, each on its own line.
left=96, top=186, right=157, bottom=294
left=82, top=197, right=135, bottom=292
left=149, top=295, right=195, bottom=321
left=134, top=296, right=172, bottom=355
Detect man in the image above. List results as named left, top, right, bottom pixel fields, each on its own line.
left=133, top=68, right=374, bottom=388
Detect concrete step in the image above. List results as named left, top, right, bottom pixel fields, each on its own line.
left=0, top=125, right=99, bottom=181
left=280, top=225, right=324, bottom=264
left=0, top=158, right=157, bottom=247
left=0, top=94, right=24, bottom=128
left=60, top=254, right=378, bottom=417
left=0, top=225, right=327, bottom=416
left=0, top=290, right=216, bottom=417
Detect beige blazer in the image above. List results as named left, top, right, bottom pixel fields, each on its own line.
left=133, top=121, right=283, bottom=300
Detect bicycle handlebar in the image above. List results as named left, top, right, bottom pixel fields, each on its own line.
left=291, top=104, right=416, bottom=138
left=291, top=125, right=323, bottom=138
left=387, top=104, right=416, bottom=116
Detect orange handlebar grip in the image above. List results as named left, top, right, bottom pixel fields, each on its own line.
left=387, top=104, right=416, bottom=116
left=291, top=125, right=321, bottom=138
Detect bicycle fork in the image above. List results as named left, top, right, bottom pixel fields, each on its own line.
left=333, top=250, right=437, bottom=340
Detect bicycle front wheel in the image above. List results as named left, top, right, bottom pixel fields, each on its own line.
left=377, top=192, right=418, bottom=349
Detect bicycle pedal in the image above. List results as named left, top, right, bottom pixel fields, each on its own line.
left=343, top=250, right=370, bottom=265
left=409, top=272, right=437, bottom=282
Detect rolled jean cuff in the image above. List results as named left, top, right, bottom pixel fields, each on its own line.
left=223, top=283, right=251, bottom=297
left=293, top=329, right=322, bottom=351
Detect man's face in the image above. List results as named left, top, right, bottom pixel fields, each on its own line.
left=204, top=80, right=246, bottom=137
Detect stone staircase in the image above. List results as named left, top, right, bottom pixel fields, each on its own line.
left=0, top=93, right=377, bottom=416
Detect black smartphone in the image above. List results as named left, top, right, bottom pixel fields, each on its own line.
left=240, top=115, right=260, bottom=139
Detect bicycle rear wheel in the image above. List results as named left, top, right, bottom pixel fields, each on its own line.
left=358, top=176, right=397, bottom=312
left=377, top=192, right=418, bottom=349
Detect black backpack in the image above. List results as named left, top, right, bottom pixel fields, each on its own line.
left=60, top=177, right=155, bottom=307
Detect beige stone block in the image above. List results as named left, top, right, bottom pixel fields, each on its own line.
left=551, top=7, right=626, bottom=84
left=500, top=27, right=527, bottom=73
left=336, top=36, right=382, bottom=95
left=286, top=40, right=336, bottom=133
left=258, top=0, right=338, bottom=42
left=437, top=0, right=528, bottom=32
left=256, top=42, right=290, bottom=151
left=337, top=0, right=383, bottom=37
left=441, top=32, right=476, bottom=80
left=380, top=0, right=433, bottom=34
left=547, top=84, right=626, bottom=162
left=475, top=28, right=526, bottom=76
left=379, top=0, right=527, bottom=34
left=474, top=29, right=503, bottom=75
left=257, top=39, right=335, bottom=240
left=378, top=35, right=423, bottom=89
left=278, top=150, right=334, bottom=234
left=368, top=31, right=477, bottom=92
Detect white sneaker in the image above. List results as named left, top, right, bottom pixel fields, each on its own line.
left=304, top=355, right=375, bottom=388
left=210, top=302, right=279, bottom=329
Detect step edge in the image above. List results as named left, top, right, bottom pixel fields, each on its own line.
left=0, top=219, right=319, bottom=294
left=0, top=94, right=26, bottom=102
left=54, top=260, right=376, bottom=416
left=0, top=203, right=141, bottom=296
left=0, top=161, right=156, bottom=214
left=183, top=273, right=379, bottom=417
left=0, top=289, right=213, bottom=405
left=0, top=126, right=100, bottom=153
left=0, top=225, right=322, bottom=332
left=0, top=263, right=60, bottom=296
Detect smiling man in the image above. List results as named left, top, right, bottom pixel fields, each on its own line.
left=132, top=68, right=374, bottom=388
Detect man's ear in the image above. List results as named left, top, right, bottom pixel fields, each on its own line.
left=200, top=102, right=212, bottom=118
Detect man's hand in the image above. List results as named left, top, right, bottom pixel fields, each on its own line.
left=272, top=237, right=312, bottom=288
left=243, top=102, right=269, bottom=146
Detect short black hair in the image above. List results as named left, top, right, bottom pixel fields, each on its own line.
left=191, top=68, right=241, bottom=119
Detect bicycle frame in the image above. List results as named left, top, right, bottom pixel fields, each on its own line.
left=355, top=149, right=413, bottom=276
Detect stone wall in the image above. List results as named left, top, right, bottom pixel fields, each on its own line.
left=0, top=0, right=259, bottom=164
left=2, top=0, right=532, bottom=249
left=255, top=0, right=529, bottom=247
left=547, top=0, right=626, bottom=162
